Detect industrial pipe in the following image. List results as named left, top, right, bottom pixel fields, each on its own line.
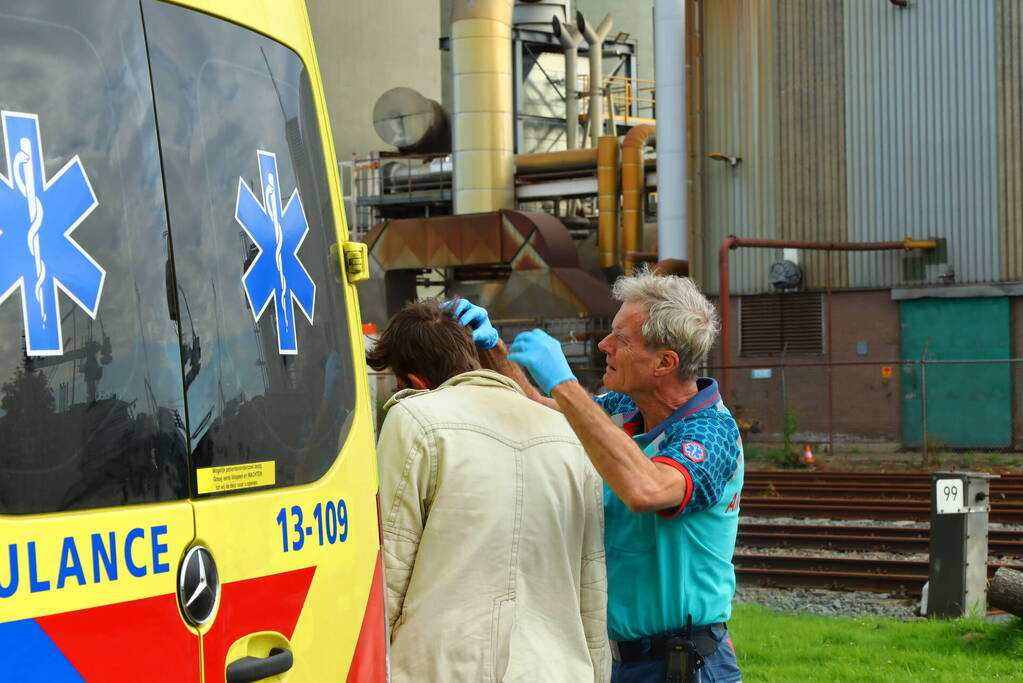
left=654, top=0, right=688, bottom=262
left=577, top=11, right=613, bottom=148
left=716, top=237, right=939, bottom=403
left=621, top=124, right=656, bottom=274
left=515, top=146, right=598, bottom=174
left=597, top=135, right=621, bottom=268
left=451, top=0, right=515, bottom=214
left=552, top=15, right=584, bottom=150
left=381, top=157, right=452, bottom=189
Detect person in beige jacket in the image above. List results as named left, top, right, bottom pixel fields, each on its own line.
left=368, top=298, right=611, bottom=683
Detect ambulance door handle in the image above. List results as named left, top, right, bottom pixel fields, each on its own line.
left=225, top=647, right=294, bottom=683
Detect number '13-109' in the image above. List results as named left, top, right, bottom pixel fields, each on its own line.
left=276, top=500, right=349, bottom=552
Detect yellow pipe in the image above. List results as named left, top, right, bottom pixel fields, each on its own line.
left=451, top=0, right=514, bottom=214
left=621, top=124, right=656, bottom=274
left=514, top=147, right=598, bottom=174
left=903, top=238, right=938, bottom=250
left=597, top=136, right=621, bottom=269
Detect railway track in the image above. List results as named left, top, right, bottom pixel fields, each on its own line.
left=734, top=470, right=1023, bottom=594
left=739, top=496, right=1023, bottom=524
left=738, top=522, right=1023, bottom=557
left=740, top=471, right=1023, bottom=522
left=734, top=553, right=1023, bottom=595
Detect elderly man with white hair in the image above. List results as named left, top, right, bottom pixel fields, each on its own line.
left=453, top=269, right=744, bottom=683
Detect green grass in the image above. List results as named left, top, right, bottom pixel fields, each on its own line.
left=729, top=604, right=1023, bottom=682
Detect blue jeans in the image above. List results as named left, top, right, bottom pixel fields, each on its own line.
left=611, top=626, right=741, bottom=683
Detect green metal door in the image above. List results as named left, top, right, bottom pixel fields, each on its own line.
left=900, top=297, right=1012, bottom=448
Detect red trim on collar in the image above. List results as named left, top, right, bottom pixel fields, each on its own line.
left=679, top=392, right=720, bottom=421
left=652, top=456, right=694, bottom=518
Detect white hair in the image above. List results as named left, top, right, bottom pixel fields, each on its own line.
left=611, top=267, right=720, bottom=380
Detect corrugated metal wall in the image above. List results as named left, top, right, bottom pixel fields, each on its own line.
left=701, top=0, right=778, bottom=295
left=999, top=0, right=1023, bottom=281
left=777, top=0, right=848, bottom=290
left=844, top=0, right=999, bottom=287
left=699, top=0, right=1009, bottom=295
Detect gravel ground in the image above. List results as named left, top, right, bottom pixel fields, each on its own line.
left=734, top=585, right=921, bottom=621
left=742, top=515, right=930, bottom=529
left=737, top=544, right=929, bottom=561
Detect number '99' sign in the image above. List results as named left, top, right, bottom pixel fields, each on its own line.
left=935, top=478, right=966, bottom=514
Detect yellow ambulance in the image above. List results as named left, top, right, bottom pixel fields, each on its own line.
left=0, top=0, right=385, bottom=680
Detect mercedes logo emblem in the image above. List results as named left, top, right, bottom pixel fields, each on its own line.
left=178, top=545, right=220, bottom=626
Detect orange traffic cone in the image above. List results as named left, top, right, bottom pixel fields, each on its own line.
left=803, top=444, right=815, bottom=466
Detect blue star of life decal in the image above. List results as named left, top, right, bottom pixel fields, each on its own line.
left=0, top=111, right=103, bottom=356
left=235, top=150, right=316, bottom=355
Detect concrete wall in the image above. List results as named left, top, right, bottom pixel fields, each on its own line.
left=576, top=0, right=654, bottom=83
left=305, top=0, right=443, bottom=163
left=306, top=0, right=652, bottom=160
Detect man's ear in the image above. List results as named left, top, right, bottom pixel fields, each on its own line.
left=653, top=350, right=680, bottom=377
left=406, top=373, right=433, bottom=390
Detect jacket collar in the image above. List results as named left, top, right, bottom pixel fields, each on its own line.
left=383, top=369, right=525, bottom=411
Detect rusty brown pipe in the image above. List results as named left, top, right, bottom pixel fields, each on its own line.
left=597, top=136, right=621, bottom=269
left=717, top=237, right=938, bottom=403
left=621, top=124, right=656, bottom=274
left=514, top=147, right=599, bottom=174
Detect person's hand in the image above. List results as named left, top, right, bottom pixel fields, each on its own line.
left=445, top=299, right=499, bottom=350
left=507, top=329, right=576, bottom=395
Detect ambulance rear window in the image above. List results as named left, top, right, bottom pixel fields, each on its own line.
left=145, top=1, right=358, bottom=495
left=0, top=1, right=189, bottom=514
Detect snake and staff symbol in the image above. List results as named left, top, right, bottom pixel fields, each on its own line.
left=13, top=136, right=46, bottom=326
left=263, top=170, right=289, bottom=334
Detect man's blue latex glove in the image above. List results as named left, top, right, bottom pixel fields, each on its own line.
left=507, top=329, right=576, bottom=395
left=445, top=299, right=499, bottom=350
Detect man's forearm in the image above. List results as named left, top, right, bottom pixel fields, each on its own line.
left=478, top=340, right=559, bottom=409
left=551, top=380, right=686, bottom=512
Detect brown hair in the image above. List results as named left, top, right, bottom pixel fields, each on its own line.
left=366, top=298, right=481, bottom=387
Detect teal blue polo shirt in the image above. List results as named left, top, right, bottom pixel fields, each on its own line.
left=595, top=378, right=744, bottom=641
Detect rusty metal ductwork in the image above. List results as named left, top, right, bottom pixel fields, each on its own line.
left=363, top=210, right=616, bottom=321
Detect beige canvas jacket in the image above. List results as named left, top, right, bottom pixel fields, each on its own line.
left=378, top=369, right=611, bottom=683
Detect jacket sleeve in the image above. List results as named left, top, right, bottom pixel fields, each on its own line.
left=376, top=402, right=433, bottom=636
left=580, top=464, right=612, bottom=682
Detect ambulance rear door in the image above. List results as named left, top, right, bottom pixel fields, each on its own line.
left=143, top=1, right=386, bottom=681
left=0, top=1, right=200, bottom=680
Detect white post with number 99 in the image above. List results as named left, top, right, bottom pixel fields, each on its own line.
left=927, top=472, right=998, bottom=618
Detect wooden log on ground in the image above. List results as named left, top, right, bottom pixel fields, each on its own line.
left=988, top=566, right=1023, bottom=617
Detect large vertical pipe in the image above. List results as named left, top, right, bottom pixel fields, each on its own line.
left=451, top=0, right=515, bottom=214
left=654, top=0, right=688, bottom=260
left=622, top=124, right=656, bottom=274
left=552, top=16, right=583, bottom=150
left=577, top=11, right=613, bottom=148
left=597, top=135, right=621, bottom=268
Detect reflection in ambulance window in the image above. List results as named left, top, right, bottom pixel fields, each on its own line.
left=146, top=0, right=357, bottom=494
left=0, top=1, right=188, bottom=514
